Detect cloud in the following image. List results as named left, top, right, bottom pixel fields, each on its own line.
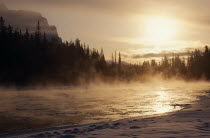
left=121, top=47, right=195, bottom=59
left=4, top=0, right=146, bottom=16
left=4, top=0, right=210, bottom=27
left=4, top=0, right=209, bottom=16
left=130, top=52, right=189, bottom=59
left=120, top=50, right=191, bottom=63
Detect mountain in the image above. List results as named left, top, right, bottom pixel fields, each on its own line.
left=0, top=3, right=61, bottom=42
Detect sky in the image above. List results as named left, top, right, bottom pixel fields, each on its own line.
left=2, top=0, right=210, bottom=63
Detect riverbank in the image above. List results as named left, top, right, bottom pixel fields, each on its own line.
left=1, top=90, right=210, bottom=138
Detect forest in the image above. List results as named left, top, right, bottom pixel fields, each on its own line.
left=0, top=16, right=210, bottom=86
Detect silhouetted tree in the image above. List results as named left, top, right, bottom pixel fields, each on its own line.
left=35, top=20, right=41, bottom=45
left=0, top=16, right=210, bottom=86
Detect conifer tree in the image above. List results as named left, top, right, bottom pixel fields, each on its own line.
left=112, top=53, right=114, bottom=66
left=0, top=16, right=6, bottom=35
left=35, top=20, right=41, bottom=45
left=24, top=28, right=29, bottom=40
left=118, top=52, right=121, bottom=65
left=115, top=50, right=117, bottom=64
left=8, top=25, right=13, bottom=37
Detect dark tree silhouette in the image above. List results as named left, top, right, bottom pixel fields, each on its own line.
left=0, top=16, right=210, bottom=87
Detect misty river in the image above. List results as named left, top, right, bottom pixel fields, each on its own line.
left=0, top=80, right=210, bottom=133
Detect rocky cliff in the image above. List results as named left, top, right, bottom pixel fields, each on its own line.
left=0, top=3, right=62, bottom=42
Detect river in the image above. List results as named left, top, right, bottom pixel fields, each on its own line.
left=0, top=81, right=210, bottom=133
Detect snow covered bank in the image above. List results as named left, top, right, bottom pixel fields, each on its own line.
left=2, top=90, right=210, bottom=137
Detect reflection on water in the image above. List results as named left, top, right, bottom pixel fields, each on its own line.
left=152, top=90, right=174, bottom=114
left=0, top=81, right=210, bottom=132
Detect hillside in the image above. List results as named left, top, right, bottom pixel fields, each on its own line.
left=0, top=3, right=61, bottom=42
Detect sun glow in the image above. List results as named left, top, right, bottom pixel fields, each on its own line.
left=145, top=16, right=177, bottom=41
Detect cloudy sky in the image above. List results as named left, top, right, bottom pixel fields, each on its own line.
left=2, top=0, right=210, bottom=62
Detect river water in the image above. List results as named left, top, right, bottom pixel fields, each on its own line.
left=0, top=81, right=210, bottom=133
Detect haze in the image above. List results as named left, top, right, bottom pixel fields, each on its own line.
left=3, top=0, right=210, bottom=63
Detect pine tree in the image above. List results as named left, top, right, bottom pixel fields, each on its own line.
left=75, top=38, right=80, bottom=48
left=111, top=53, right=114, bottom=66
left=118, top=52, right=121, bottom=65
left=118, top=52, right=122, bottom=74
left=0, top=16, right=5, bottom=29
left=24, top=28, right=29, bottom=40
left=0, top=16, right=6, bottom=35
left=115, top=49, right=117, bottom=64
left=37, top=20, right=41, bottom=33
left=87, top=46, right=90, bottom=58
left=100, top=48, right=106, bottom=63
left=8, top=25, right=13, bottom=37
left=204, top=45, right=209, bottom=57
left=35, top=20, right=41, bottom=45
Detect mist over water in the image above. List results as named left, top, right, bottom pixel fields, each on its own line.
left=0, top=80, right=210, bottom=133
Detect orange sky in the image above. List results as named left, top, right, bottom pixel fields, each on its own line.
left=3, top=0, right=210, bottom=63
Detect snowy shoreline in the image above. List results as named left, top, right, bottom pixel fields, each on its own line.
left=1, top=89, right=210, bottom=138
left=2, top=98, right=210, bottom=137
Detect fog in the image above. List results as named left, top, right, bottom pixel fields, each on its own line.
left=0, top=79, right=210, bottom=132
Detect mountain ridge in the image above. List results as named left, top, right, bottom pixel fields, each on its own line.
left=0, top=3, right=61, bottom=42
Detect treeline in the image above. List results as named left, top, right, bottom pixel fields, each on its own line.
left=107, top=46, right=210, bottom=81
left=0, top=17, right=108, bottom=86
left=0, top=16, right=210, bottom=86
left=164, top=46, right=210, bottom=79
left=137, top=46, right=210, bottom=80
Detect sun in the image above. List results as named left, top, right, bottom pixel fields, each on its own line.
left=145, top=16, right=177, bottom=41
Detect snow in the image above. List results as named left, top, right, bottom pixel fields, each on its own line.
left=2, top=90, right=210, bottom=138
left=1, top=82, right=210, bottom=138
